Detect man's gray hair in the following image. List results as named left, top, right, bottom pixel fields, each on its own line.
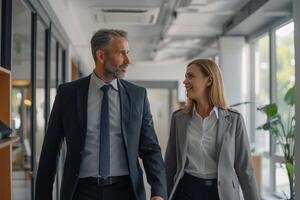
left=90, top=29, right=128, bottom=62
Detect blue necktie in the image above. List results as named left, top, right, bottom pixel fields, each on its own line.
left=99, top=85, right=111, bottom=178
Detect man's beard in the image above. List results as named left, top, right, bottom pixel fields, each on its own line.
left=113, top=68, right=124, bottom=78
left=103, top=63, right=121, bottom=79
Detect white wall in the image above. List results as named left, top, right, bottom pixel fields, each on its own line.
left=293, top=0, right=300, bottom=197
left=126, top=61, right=186, bottom=81
left=218, top=36, right=252, bottom=147
left=41, top=0, right=92, bottom=75
left=219, top=36, right=248, bottom=106
left=126, top=61, right=187, bottom=101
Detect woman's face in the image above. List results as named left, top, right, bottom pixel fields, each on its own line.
left=183, top=64, right=211, bottom=101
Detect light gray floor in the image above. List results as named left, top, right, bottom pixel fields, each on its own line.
left=12, top=170, right=281, bottom=200
left=12, top=171, right=30, bottom=200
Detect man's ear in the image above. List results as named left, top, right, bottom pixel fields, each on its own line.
left=96, top=49, right=105, bottom=63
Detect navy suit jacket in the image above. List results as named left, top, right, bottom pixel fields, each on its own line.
left=35, top=75, right=167, bottom=200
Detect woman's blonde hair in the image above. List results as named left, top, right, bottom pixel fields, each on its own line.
left=184, top=59, right=227, bottom=114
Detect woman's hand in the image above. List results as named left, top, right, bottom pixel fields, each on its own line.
left=151, top=196, right=164, bottom=200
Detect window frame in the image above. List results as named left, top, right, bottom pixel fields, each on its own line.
left=10, top=0, right=69, bottom=199
left=248, top=18, right=295, bottom=198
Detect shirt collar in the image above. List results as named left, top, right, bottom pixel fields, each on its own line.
left=212, top=106, right=219, bottom=119
left=91, top=71, right=118, bottom=91
left=193, top=106, right=219, bottom=119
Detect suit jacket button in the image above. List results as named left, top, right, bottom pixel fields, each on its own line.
left=218, top=180, right=224, bottom=187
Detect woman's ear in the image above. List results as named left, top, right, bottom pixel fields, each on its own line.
left=207, top=77, right=212, bottom=87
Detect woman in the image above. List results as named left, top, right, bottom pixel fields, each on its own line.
left=165, top=59, right=258, bottom=200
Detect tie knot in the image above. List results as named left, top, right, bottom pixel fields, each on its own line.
left=101, top=84, right=111, bottom=93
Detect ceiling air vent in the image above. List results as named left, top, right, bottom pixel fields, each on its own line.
left=91, top=7, right=160, bottom=25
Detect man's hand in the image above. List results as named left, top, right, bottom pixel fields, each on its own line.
left=151, top=196, right=164, bottom=200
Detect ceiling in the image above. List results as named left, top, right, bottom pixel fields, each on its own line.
left=45, top=0, right=293, bottom=72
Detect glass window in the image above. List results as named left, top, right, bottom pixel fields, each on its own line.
left=254, top=34, right=270, bottom=153
left=147, top=88, right=171, bottom=156
left=273, top=21, right=295, bottom=197
left=253, top=34, right=272, bottom=199
left=274, top=163, right=289, bottom=197
left=49, top=41, right=66, bottom=200
left=276, top=22, right=295, bottom=108
left=260, top=157, right=271, bottom=197
left=275, top=22, right=295, bottom=155
left=50, top=38, right=57, bottom=110
left=50, top=42, right=65, bottom=110
left=58, top=46, right=63, bottom=85
left=35, top=18, right=46, bottom=165
left=11, top=0, right=32, bottom=199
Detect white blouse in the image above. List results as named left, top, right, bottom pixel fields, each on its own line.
left=185, top=106, right=219, bottom=179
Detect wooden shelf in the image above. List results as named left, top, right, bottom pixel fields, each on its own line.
left=0, top=66, right=11, bottom=126
left=0, top=66, right=10, bottom=74
left=0, top=137, right=19, bottom=149
left=0, top=66, right=14, bottom=200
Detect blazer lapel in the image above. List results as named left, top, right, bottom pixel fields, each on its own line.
left=118, top=79, right=131, bottom=150
left=76, top=75, right=90, bottom=148
left=215, top=108, right=232, bottom=163
left=176, top=112, right=191, bottom=168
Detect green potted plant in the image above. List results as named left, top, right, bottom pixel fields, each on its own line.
left=257, top=85, right=295, bottom=200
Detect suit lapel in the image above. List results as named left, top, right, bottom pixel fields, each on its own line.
left=118, top=79, right=131, bottom=150
left=176, top=112, right=191, bottom=167
left=76, top=75, right=91, bottom=148
left=215, top=108, right=231, bottom=163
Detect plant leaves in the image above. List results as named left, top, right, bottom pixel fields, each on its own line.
left=230, top=101, right=256, bottom=108
left=256, top=122, right=271, bottom=131
left=287, top=130, right=295, bottom=139
left=284, top=86, right=295, bottom=106
left=257, top=103, right=278, bottom=118
left=285, top=161, right=295, bottom=177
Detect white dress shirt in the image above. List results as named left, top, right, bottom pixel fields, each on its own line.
left=79, top=72, right=129, bottom=178
left=185, top=106, right=219, bottom=179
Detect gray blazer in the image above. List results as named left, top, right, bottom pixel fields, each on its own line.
left=165, top=108, right=259, bottom=200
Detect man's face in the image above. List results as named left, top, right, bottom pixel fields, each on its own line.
left=102, top=37, right=130, bottom=79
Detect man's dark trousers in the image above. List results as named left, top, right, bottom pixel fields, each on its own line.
left=73, top=176, right=135, bottom=200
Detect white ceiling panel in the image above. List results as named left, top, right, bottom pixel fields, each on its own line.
left=167, top=25, right=222, bottom=36
left=73, top=0, right=163, bottom=8
left=44, top=0, right=292, bottom=70
left=90, top=7, right=160, bottom=25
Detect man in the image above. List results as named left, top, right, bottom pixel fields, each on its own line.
left=36, top=29, right=167, bottom=200
left=118, top=61, right=127, bottom=79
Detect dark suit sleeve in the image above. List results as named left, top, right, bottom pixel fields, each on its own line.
left=139, top=89, right=167, bottom=199
left=35, top=85, right=65, bottom=200
left=234, top=114, right=259, bottom=200
left=164, top=113, right=176, bottom=197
